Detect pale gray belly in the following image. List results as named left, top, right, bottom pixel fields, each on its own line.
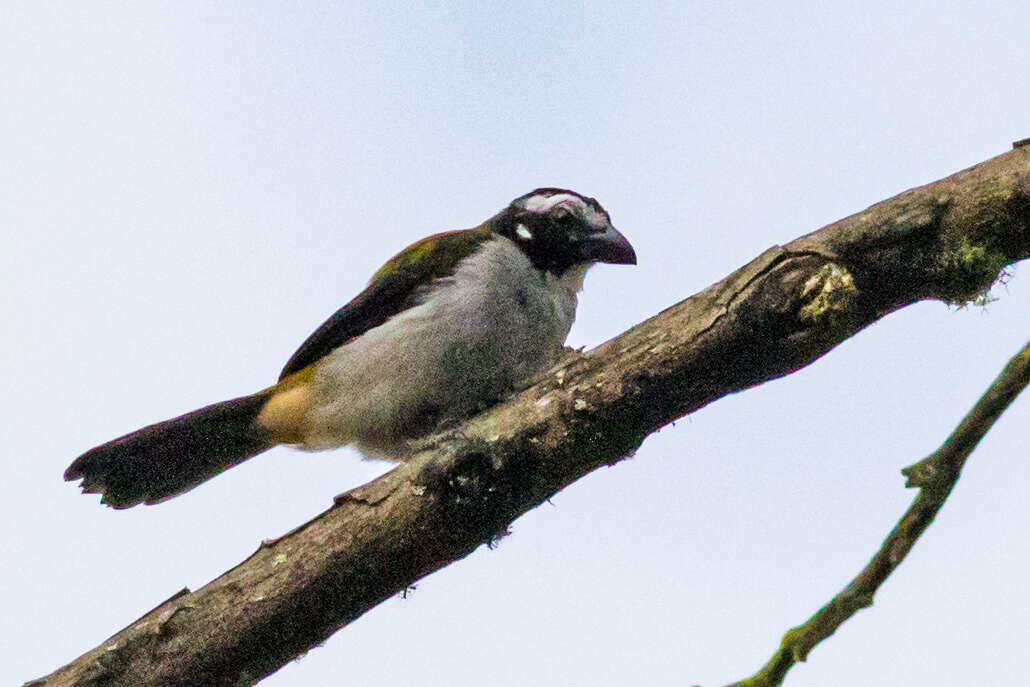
left=300, top=257, right=576, bottom=458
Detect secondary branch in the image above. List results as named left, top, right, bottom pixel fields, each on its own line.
left=724, top=336, right=1030, bottom=687
left=31, top=145, right=1030, bottom=687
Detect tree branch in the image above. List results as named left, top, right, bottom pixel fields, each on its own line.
left=724, top=335, right=1030, bottom=687
left=31, top=145, right=1030, bottom=686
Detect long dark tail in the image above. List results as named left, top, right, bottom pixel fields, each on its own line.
left=65, top=391, right=277, bottom=508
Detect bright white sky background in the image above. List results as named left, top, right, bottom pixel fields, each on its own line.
left=4, top=3, right=1030, bottom=686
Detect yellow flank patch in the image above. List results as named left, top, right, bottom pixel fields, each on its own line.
left=256, top=368, right=315, bottom=442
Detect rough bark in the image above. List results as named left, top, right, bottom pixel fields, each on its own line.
left=30, top=145, right=1030, bottom=686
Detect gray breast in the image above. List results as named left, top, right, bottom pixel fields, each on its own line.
left=304, top=236, right=581, bottom=458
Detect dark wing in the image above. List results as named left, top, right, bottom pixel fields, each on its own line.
left=278, top=226, right=492, bottom=379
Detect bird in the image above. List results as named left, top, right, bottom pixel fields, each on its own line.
left=65, top=188, right=636, bottom=508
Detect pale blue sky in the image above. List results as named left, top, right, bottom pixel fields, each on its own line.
left=4, top=3, right=1030, bottom=686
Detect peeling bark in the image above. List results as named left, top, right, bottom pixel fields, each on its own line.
left=30, top=146, right=1030, bottom=687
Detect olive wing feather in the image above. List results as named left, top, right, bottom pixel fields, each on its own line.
left=278, top=227, right=492, bottom=379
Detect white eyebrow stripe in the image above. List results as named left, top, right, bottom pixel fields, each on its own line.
left=582, top=206, right=609, bottom=229
left=520, top=193, right=586, bottom=212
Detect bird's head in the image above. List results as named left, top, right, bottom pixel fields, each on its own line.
left=490, top=188, right=636, bottom=276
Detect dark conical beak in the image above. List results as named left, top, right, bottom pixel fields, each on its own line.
left=580, top=223, right=637, bottom=265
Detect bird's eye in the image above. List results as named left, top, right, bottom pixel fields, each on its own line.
left=552, top=207, right=577, bottom=227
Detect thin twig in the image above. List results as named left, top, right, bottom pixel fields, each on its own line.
left=33, top=146, right=1030, bottom=687
left=724, top=337, right=1030, bottom=687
